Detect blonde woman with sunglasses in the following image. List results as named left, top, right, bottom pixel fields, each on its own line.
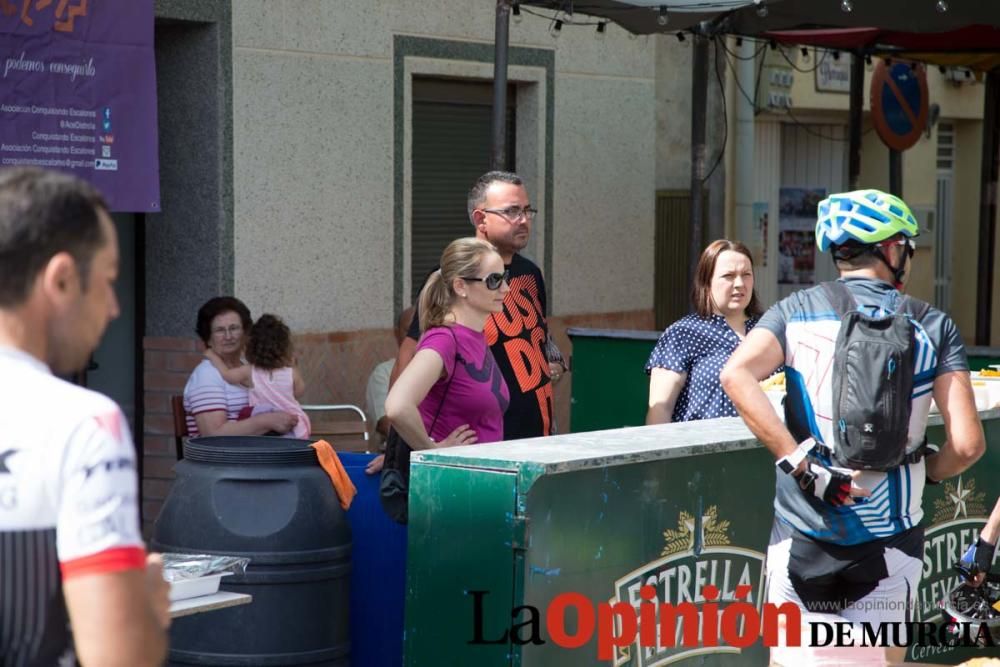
left=385, top=238, right=511, bottom=451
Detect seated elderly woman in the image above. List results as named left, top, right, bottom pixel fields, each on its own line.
left=183, top=296, right=299, bottom=437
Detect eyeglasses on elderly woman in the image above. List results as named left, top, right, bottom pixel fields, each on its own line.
left=460, top=270, right=510, bottom=291
left=211, top=324, right=244, bottom=338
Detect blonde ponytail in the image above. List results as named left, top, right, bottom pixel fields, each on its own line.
left=418, top=269, right=450, bottom=332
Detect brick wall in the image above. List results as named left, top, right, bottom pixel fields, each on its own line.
left=139, top=310, right=654, bottom=535
left=141, top=336, right=202, bottom=537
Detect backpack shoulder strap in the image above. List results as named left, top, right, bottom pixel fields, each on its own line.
left=897, top=295, right=931, bottom=323
left=820, top=280, right=856, bottom=317
left=447, top=325, right=466, bottom=364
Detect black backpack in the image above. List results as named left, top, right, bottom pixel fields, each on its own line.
left=820, top=281, right=930, bottom=471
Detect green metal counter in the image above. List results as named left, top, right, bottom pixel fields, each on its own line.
left=404, top=409, right=1000, bottom=666
left=567, top=326, right=1000, bottom=433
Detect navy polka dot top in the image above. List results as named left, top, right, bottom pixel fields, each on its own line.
left=645, top=314, right=759, bottom=422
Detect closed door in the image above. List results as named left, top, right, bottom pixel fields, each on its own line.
left=85, top=213, right=139, bottom=432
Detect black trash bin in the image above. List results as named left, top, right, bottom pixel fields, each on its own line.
left=152, top=436, right=351, bottom=666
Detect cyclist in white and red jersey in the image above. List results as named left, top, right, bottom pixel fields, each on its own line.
left=0, top=168, right=169, bottom=666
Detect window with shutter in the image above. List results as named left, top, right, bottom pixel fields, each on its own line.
left=411, top=78, right=515, bottom=301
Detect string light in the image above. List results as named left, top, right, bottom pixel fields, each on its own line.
left=657, top=5, right=669, bottom=26
left=832, top=50, right=841, bottom=61
left=754, top=0, right=768, bottom=17
left=676, top=31, right=686, bottom=42
left=596, top=22, right=607, bottom=38
left=769, top=39, right=777, bottom=51
left=800, top=47, right=810, bottom=62
left=735, top=37, right=743, bottom=47
left=840, top=0, right=854, bottom=12
left=939, top=65, right=947, bottom=74
left=551, top=18, right=563, bottom=37
left=512, top=3, right=522, bottom=24
left=935, top=0, right=949, bottom=12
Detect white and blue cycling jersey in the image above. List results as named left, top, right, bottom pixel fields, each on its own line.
left=756, top=277, right=968, bottom=546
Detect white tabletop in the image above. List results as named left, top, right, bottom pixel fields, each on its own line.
left=169, top=591, right=252, bottom=618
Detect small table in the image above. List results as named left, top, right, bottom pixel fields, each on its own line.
left=169, top=592, right=252, bottom=618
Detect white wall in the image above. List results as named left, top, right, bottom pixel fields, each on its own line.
left=231, top=0, right=661, bottom=330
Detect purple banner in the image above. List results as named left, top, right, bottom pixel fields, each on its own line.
left=1, top=0, right=159, bottom=212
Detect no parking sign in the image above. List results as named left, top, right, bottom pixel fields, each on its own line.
left=870, top=60, right=929, bottom=151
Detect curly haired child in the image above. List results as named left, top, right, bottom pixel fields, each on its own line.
left=205, top=313, right=311, bottom=439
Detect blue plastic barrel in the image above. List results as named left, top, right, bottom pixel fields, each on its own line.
left=338, top=453, right=407, bottom=667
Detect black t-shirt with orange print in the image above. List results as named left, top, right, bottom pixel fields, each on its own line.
left=407, top=253, right=553, bottom=441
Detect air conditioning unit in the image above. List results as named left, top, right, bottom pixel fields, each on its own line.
left=911, top=205, right=935, bottom=247
left=768, top=92, right=792, bottom=109
left=944, top=68, right=974, bottom=84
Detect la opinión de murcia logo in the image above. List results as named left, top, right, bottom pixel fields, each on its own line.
left=467, top=499, right=998, bottom=661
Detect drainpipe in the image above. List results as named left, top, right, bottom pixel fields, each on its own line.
left=491, top=0, right=511, bottom=170
left=689, top=29, right=710, bottom=286
left=848, top=53, right=864, bottom=189
left=734, top=36, right=759, bottom=297
left=975, top=69, right=1000, bottom=346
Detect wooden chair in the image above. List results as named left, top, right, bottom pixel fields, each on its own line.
left=171, top=395, right=189, bottom=461
left=301, top=404, right=370, bottom=452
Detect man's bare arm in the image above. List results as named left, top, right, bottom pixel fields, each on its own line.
left=720, top=328, right=795, bottom=459
left=925, top=369, right=985, bottom=482
left=64, top=559, right=169, bottom=667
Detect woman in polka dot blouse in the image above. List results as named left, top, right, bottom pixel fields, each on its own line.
left=646, top=239, right=764, bottom=423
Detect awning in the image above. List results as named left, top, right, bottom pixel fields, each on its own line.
left=521, top=1, right=1000, bottom=46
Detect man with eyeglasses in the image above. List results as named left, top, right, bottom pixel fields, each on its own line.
left=720, top=189, right=984, bottom=664
left=394, top=171, right=565, bottom=442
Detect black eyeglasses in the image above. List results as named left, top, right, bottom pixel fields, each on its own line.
left=481, top=206, right=537, bottom=222
left=460, top=271, right=509, bottom=290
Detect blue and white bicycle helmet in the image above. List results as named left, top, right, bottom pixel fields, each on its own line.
left=816, top=189, right=919, bottom=252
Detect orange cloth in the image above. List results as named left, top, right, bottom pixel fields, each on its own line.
left=309, top=440, right=357, bottom=510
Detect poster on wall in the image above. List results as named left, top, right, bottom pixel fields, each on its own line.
left=751, top=201, right=769, bottom=268
left=778, top=187, right=825, bottom=285
left=0, top=0, right=159, bottom=211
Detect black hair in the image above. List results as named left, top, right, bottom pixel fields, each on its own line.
left=466, top=171, right=524, bottom=223
left=195, top=296, right=253, bottom=344
left=0, top=167, right=108, bottom=307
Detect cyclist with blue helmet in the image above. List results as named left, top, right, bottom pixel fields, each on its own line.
left=720, top=189, right=985, bottom=664
left=815, top=189, right=919, bottom=289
